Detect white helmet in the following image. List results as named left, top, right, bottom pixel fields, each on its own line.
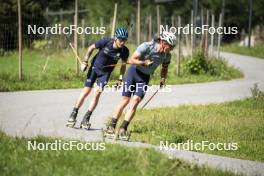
left=160, top=31, right=176, bottom=47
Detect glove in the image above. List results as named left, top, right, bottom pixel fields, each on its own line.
left=115, top=79, right=123, bottom=89
left=160, top=78, right=166, bottom=88
left=80, top=61, right=88, bottom=72
left=141, top=59, right=153, bottom=67
left=115, top=75, right=123, bottom=88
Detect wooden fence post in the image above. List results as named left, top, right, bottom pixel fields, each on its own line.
left=210, top=14, right=215, bottom=56
left=156, top=5, right=160, bottom=34
left=18, top=0, right=23, bottom=80
left=136, top=0, right=141, bottom=45
left=217, top=13, right=222, bottom=59
left=74, top=0, right=79, bottom=75
left=176, top=16, right=182, bottom=76
left=111, top=3, right=118, bottom=37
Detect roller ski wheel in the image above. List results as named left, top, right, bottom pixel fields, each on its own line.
left=102, top=126, right=116, bottom=139
left=80, top=120, right=91, bottom=130
left=66, top=111, right=77, bottom=128
left=66, top=120, right=76, bottom=128
left=116, top=128, right=131, bottom=141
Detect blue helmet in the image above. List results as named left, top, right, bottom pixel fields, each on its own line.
left=115, top=27, right=128, bottom=40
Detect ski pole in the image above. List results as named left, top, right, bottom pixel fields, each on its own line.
left=69, top=42, right=83, bottom=65
left=100, top=62, right=131, bottom=68
left=63, top=33, right=83, bottom=65
left=141, top=87, right=160, bottom=109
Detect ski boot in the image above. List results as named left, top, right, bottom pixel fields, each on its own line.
left=116, top=128, right=131, bottom=141
left=103, top=126, right=116, bottom=139
left=66, top=111, right=78, bottom=128
left=80, top=116, right=91, bottom=130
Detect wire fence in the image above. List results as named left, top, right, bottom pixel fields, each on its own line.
left=2, top=0, right=255, bottom=79
left=0, top=7, right=225, bottom=52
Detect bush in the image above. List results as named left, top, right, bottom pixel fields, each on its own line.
left=182, top=51, right=240, bottom=79
left=183, top=51, right=207, bottom=74
left=251, top=83, right=264, bottom=100
left=32, top=40, right=49, bottom=50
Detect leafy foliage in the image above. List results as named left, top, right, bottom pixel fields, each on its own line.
left=182, top=51, right=242, bottom=80
left=251, top=83, right=264, bottom=100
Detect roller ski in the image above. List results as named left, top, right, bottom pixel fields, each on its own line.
left=102, top=126, right=116, bottom=139
left=66, top=111, right=77, bottom=128
left=116, top=128, right=131, bottom=141
left=79, top=115, right=91, bottom=130
left=80, top=120, right=91, bottom=130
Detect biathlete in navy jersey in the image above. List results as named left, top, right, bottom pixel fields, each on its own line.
left=66, top=27, right=129, bottom=129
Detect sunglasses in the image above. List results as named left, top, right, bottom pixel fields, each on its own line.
left=163, top=41, right=174, bottom=49
left=117, top=38, right=127, bottom=42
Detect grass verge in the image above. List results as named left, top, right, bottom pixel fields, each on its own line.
left=0, top=47, right=242, bottom=91
left=0, top=132, right=236, bottom=176
left=221, top=43, right=264, bottom=59
left=130, top=95, right=264, bottom=162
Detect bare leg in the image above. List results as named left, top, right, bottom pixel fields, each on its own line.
left=87, top=86, right=103, bottom=112
left=112, top=96, right=130, bottom=120
left=74, top=87, right=92, bottom=108
left=124, top=95, right=142, bottom=122
left=67, top=86, right=92, bottom=127
left=105, top=96, right=130, bottom=133
left=116, top=95, right=142, bottom=140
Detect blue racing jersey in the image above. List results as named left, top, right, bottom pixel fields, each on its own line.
left=92, top=38, right=129, bottom=72
left=135, top=40, right=171, bottom=75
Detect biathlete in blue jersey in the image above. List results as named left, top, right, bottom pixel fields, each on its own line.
left=106, top=31, right=176, bottom=140
left=66, top=27, right=129, bottom=129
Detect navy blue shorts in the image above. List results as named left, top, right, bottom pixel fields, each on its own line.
left=122, top=65, right=150, bottom=99
left=84, top=66, right=111, bottom=89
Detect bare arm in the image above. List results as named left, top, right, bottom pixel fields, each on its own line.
left=83, top=44, right=96, bottom=62
left=80, top=44, right=97, bottom=72
left=160, top=62, right=169, bottom=79
left=128, top=51, right=143, bottom=65
left=128, top=51, right=152, bottom=66
left=160, top=62, right=170, bottom=87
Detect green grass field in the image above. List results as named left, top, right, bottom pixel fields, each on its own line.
left=0, top=49, right=85, bottom=91
left=221, top=43, right=264, bottom=59
left=129, top=95, right=264, bottom=162
left=0, top=47, right=242, bottom=92
left=0, top=132, right=236, bottom=176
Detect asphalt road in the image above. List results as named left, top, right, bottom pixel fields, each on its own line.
left=1, top=52, right=264, bottom=175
